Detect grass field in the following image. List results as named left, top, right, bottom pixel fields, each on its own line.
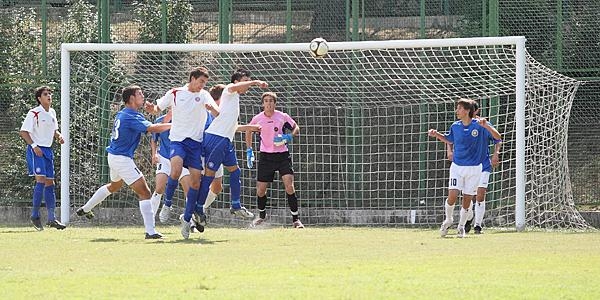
left=1, top=226, right=600, bottom=299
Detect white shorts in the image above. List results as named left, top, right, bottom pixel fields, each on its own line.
left=478, top=171, right=491, bottom=189
left=155, top=154, right=190, bottom=179
left=448, top=162, right=481, bottom=196
left=201, top=156, right=223, bottom=178
left=108, top=153, right=143, bottom=186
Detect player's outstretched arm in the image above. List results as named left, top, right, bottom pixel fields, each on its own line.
left=492, top=142, right=502, bottom=168
left=144, top=101, right=161, bottom=115
left=427, top=129, right=451, bottom=144
left=228, top=80, right=268, bottom=94
left=147, top=123, right=171, bottom=133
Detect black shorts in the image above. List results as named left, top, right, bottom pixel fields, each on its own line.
left=257, top=151, right=294, bottom=182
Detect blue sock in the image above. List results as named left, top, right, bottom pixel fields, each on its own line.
left=31, top=182, right=44, bottom=219
left=196, top=175, right=215, bottom=212
left=230, top=168, right=242, bottom=209
left=164, top=177, right=179, bottom=207
left=45, top=185, right=56, bottom=221
left=183, top=187, right=199, bottom=222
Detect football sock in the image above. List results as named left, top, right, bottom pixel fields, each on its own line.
left=31, top=182, right=44, bottom=219
left=82, top=185, right=111, bottom=212
left=139, top=199, right=156, bottom=234
left=475, top=201, right=486, bottom=227
left=257, top=195, right=267, bottom=219
left=229, top=168, right=241, bottom=209
left=164, top=177, right=179, bottom=207
left=44, top=185, right=56, bottom=221
left=203, top=190, right=218, bottom=209
left=196, top=175, right=215, bottom=213
left=150, top=192, right=162, bottom=217
left=183, top=187, right=199, bottom=222
left=458, top=207, right=470, bottom=226
left=444, top=200, right=455, bottom=223
left=287, top=193, right=299, bottom=222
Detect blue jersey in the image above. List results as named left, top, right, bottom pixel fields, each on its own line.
left=152, top=115, right=171, bottom=158
left=204, top=110, right=213, bottom=131
left=106, top=107, right=151, bottom=158
left=445, top=119, right=492, bottom=166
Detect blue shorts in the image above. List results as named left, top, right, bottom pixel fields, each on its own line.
left=169, top=138, right=203, bottom=170
left=26, top=146, right=55, bottom=179
left=203, top=133, right=237, bottom=171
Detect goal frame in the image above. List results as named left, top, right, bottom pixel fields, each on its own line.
left=60, top=36, right=527, bottom=230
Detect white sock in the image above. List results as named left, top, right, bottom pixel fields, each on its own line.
left=458, top=207, right=470, bottom=226
left=475, top=201, right=486, bottom=227
left=139, top=199, right=156, bottom=235
left=82, top=185, right=111, bottom=212
left=203, top=191, right=218, bottom=209
left=444, top=200, right=455, bottom=224
left=150, top=192, right=162, bottom=217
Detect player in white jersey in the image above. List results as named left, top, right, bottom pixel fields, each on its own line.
left=19, top=86, right=66, bottom=231
left=144, top=67, right=219, bottom=224
left=180, top=69, right=266, bottom=239
left=76, top=85, right=171, bottom=239
left=428, top=98, right=501, bottom=238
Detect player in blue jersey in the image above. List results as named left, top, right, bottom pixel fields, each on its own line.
left=151, top=114, right=191, bottom=224
left=76, top=85, right=171, bottom=239
left=19, top=86, right=66, bottom=231
left=457, top=102, right=502, bottom=234
left=428, top=98, right=501, bottom=238
left=180, top=69, right=266, bottom=239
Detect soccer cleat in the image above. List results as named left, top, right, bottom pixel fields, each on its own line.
left=46, top=219, right=66, bottom=230
left=474, top=225, right=483, bottom=234
left=159, top=205, right=173, bottom=223
left=191, top=212, right=206, bottom=233
left=145, top=232, right=163, bottom=239
left=439, top=220, right=452, bottom=237
left=76, top=207, right=94, bottom=219
left=230, top=206, right=254, bottom=219
left=30, top=217, right=44, bottom=231
left=464, top=218, right=473, bottom=234
left=457, top=225, right=466, bottom=238
left=179, top=214, right=191, bottom=240
left=293, top=219, right=305, bottom=228
left=251, top=217, right=265, bottom=227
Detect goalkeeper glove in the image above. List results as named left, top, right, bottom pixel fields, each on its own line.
left=273, top=134, right=293, bottom=146
left=246, top=147, right=255, bottom=169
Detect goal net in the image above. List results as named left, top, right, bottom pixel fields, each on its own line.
left=60, top=37, right=589, bottom=230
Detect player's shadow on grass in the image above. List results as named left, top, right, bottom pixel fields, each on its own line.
left=168, top=238, right=229, bottom=245
left=90, top=238, right=119, bottom=242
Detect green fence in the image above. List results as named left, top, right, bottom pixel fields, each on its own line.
left=1, top=0, right=598, bottom=207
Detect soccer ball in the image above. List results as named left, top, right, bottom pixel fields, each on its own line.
left=309, top=37, right=329, bottom=58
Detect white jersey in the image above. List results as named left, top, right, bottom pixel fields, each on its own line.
left=20, top=105, right=58, bottom=147
left=205, top=83, right=239, bottom=141
left=156, top=86, right=216, bottom=142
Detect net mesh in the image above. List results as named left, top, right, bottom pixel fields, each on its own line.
left=65, top=40, right=589, bottom=229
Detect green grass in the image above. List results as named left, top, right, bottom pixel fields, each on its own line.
left=1, top=226, right=600, bottom=299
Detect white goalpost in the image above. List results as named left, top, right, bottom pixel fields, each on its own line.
left=59, top=36, right=587, bottom=230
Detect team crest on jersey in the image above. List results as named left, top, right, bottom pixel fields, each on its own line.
left=471, top=129, right=479, bottom=137
left=208, top=161, right=215, bottom=169
left=35, top=167, right=42, bottom=173
left=195, top=97, right=201, bottom=102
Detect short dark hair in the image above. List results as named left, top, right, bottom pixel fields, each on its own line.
left=35, top=86, right=52, bottom=104
left=261, top=92, right=277, bottom=103
left=231, top=68, right=251, bottom=83
left=122, top=85, right=142, bottom=104
left=457, top=98, right=476, bottom=118
left=209, top=84, right=226, bottom=101
left=189, top=67, right=209, bottom=82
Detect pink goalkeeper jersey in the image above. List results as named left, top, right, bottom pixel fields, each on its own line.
left=249, top=110, right=297, bottom=153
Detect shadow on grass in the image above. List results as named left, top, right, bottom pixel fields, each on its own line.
left=90, top=238, right=120, bottom=242
left=167, top=238, right=229, bottom=245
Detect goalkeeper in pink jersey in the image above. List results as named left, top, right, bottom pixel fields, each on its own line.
left=245, top=92, right=303, bottom=228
